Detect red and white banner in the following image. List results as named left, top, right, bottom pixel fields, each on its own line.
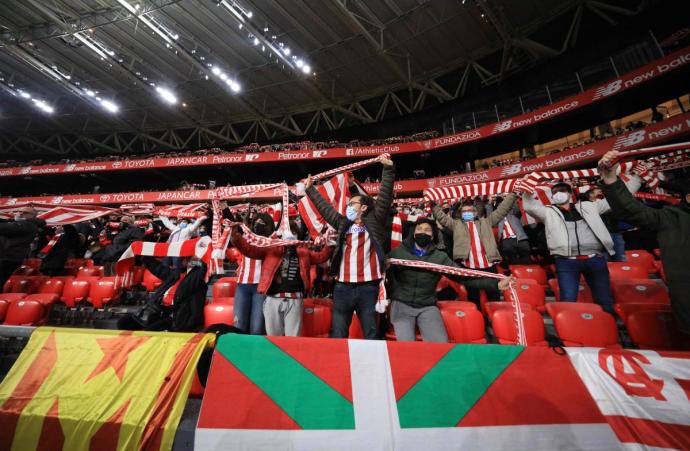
left=0, top=202, right=115, bottom=224
left=567, top=348, right=690, bottom=451
left=2, top=47, right=690, bottom=180
left=2, top=113, right=690, bottom=207
left=154, top=203, right=207, bottom=218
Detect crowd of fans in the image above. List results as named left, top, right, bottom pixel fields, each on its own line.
left=2, top=152, right=688, bottom=343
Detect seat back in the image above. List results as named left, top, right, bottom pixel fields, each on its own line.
left=485, top=301, right=533, bottom=318
left=436, top=300, right=477, bottom=311
left=436, top=276, right=469, bottom=301
left=625, top=310, right=689, bottom=350
left=212, top=277, right=238, bottom=299
left=24, top=293, right=59, bottom=306
left=76, top=266, right=103, bottom=279
left=0, top=300, right=8, bottom=322
left=301, top=299, right=332, bottom=338
left=22, top=258, right=42, bottom=269
left=142, top=269, right=163, bottom=292
left=0, top=293, right=27, bottom=303
left=614, top=303, right=672, bottom=322
left=509, top=265, right=547, bottom=286
left=611, top=279, right=670, bottom=305
left=12, top=265, right=37, bottom=276
left=491, top=309, right=547, bottom=346
left=624, top=250, right=655, bottom=273
left=439, top=306, right=487, bottom=344
left=61, top=279, right=91, bottom=308
left=88, top=279, right=119, bottom=309
left=607, top=262, right=648, bottom=280
left=547, top=278, right=594, bottom=303
left=546, top=302, right=602, bottom=319
left=4, top=300, right=45, bottom=325
left=503, top=279, right=545, bottom=312
left=203, top=303, right=234, bottom=328
left=553, top=310, right=620, bottom=348
left=39, top=279, right=65, bottom=296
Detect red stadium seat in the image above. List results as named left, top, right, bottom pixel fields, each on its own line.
left=301, top=298, right=332, bottom=338
left=131, top=266, right=145, bottom=286
left=88, top=278, right=120, bottom=309
left=0, top=300, right=8, bottom=322
left=624, top=250, right=655, bottom=274
left=76, top=266, right=103, bottom=279
left=142, top=269, right=163, bottom=292
left=204, top=303, right=234, bottom=328
left=212, top=277, right=238, bottom=299
left=3, top=276, right=46, bottom=294
left=553, top=310, right=621, bottom=348
left=491, top=309, right=548, bottom=346
left=4, top=300, right=45, bottom=326
left=610, top=279, right=670, bottom=305
left=24, top=293, right=59, bottom=306
left=625, top=310, right=690, bottom=350
left=436, top=300, right=477, bottom=311
left=509, top=265, right=548, bottom=287
left=12, top=265, right=37, bottom=276
left=436, top=277, right=469, bottom=301
left=547, top=278, right=594, bottom=303
left=614, top=303, right=671, bottom=322
left=213, top=297, right=234, bottom=305
left=502, top=279, right=546, bottom=312
left=607, top=262, right=648, bottom=280
left=439, top=305, right=487, bottom=344
left=0, top=293, right=27, bottom=303
left=485, top=301, right=534, bottom=318
left=60, top=279, right=91, bottom=308
left=38, top=279, right=65, bottom=297
left=653, top=260, right=666, bottom=281
left=546, top=302, right=602, bottom=319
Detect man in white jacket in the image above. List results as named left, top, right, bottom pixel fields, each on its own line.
left=520, top=176, right=640, bottom=313
left=159, top=215, right=207, bottom=270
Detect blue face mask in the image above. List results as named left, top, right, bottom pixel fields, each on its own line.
left=346, top=205, right=359, bottom=221
left=461, top=212, right=475, bottom=222
left=179, top=222, right=188, bottom=229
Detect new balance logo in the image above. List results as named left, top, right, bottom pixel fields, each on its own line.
left=500, top=163, right=522, bottom=177
left=64, top=164, right=76, bottom=172
left=492, top=120, right=513, bottom=134
left=244, top=154, right=259, bottom=161
left=20, top=166, right=32, bottom=175
left=312, top=150, right=327, bottom=158
left=51, top=196, right=63, bottom=204
left=612, top=130, right=646, bottom=150
left=593, top=80, right=622, bottom=100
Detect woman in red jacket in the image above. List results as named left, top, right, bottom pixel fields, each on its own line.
left=232, top=221, right=332, bottom=336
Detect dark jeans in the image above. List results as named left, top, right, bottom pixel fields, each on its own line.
left=460, top=264, right=501, bottom=303
left=609, top=233, right=627, bottom=262
left=233, top=283, right=266, bottom=335
left=332, top=281, right=379, bottom=339
left=162, top=256, right=182, bottom=272
left=501, top=238, right=531, bottom=265
left=555, top=256, right=613, bottom=312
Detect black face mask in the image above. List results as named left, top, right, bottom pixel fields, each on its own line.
left=413, top=233, right=432, bottom=247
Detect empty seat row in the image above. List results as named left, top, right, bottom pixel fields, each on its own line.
left=1, top=277, right=121, bottom=309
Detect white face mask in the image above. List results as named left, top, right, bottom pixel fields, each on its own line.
left=552, top=191, right=570, bottom=205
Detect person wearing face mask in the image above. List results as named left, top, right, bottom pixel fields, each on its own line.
left=0, top=206, right=45, bottom=289
left=231, top=220, right=333, bottom=336
left=118, top=254, right=209, bottom=331
left=521, top=170, right=642, bottom=313
left=303, top=157, right=396, bottom=339
left=431, top=193, right=518, bottom=305
left=232, top=212, right=275, bottom=335
left=598, top=150, right=690, bottom=333
left=159, top=213, right=208, bottom=271
left=387, top=218, right=514, bottom=342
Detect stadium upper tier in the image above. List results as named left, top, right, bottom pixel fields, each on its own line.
left=2, top=45, right=690, bottom=180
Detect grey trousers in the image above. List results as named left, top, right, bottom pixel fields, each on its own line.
left=263, top=295, right=303, bottom=337
left=390, top=301, right=448, bottom=343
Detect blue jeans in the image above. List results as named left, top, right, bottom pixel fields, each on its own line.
left=233, top=283, right=266, bottom=335
left=555, top=256, right=613, bottom=312
left=332, top=282, right=379, bottom=339
left=609, top=233, right=627, bottom=262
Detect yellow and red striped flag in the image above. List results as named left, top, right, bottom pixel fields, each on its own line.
left=0, top=327, right=214, bottom=451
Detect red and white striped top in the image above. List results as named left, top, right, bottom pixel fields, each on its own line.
left=502, top=220, right=516, bottom=240
left=463, top=221, right=491, bottom=269
left=338, top=224, right=382, bottom=283
left=238, top=256, right=262, bottom=284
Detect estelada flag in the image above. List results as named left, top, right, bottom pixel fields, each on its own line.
left=196, top=335, right=622, bottom=450
left=0, top=327, right=213, bottom=451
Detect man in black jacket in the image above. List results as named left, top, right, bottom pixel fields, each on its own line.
left=0, top=207, right=45, bottom=288
left=118, top=256, right=208, bottom=331
left=101, top=216, right=145, bottom=275
left=304, top=157, right=395, bottom=339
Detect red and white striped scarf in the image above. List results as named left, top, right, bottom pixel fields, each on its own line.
left=337, top=224, right=383, bottom=283
left=383, top=258, right=526, bottom=345
left=502, top=220, right=516, bottom=239
left=154, top=203, right=207, bottom=218
left=463, top=221, right=491, bottom=269
left=390, top=213, right=421, bottom=250
left=39, top=234, right=62, bottom=255
left=298, top=173, right=349, bottom=238
left=115, top=237, right=212, bottom=288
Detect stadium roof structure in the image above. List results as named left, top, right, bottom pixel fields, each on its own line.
left=0, top=0, right=648, bottom=155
